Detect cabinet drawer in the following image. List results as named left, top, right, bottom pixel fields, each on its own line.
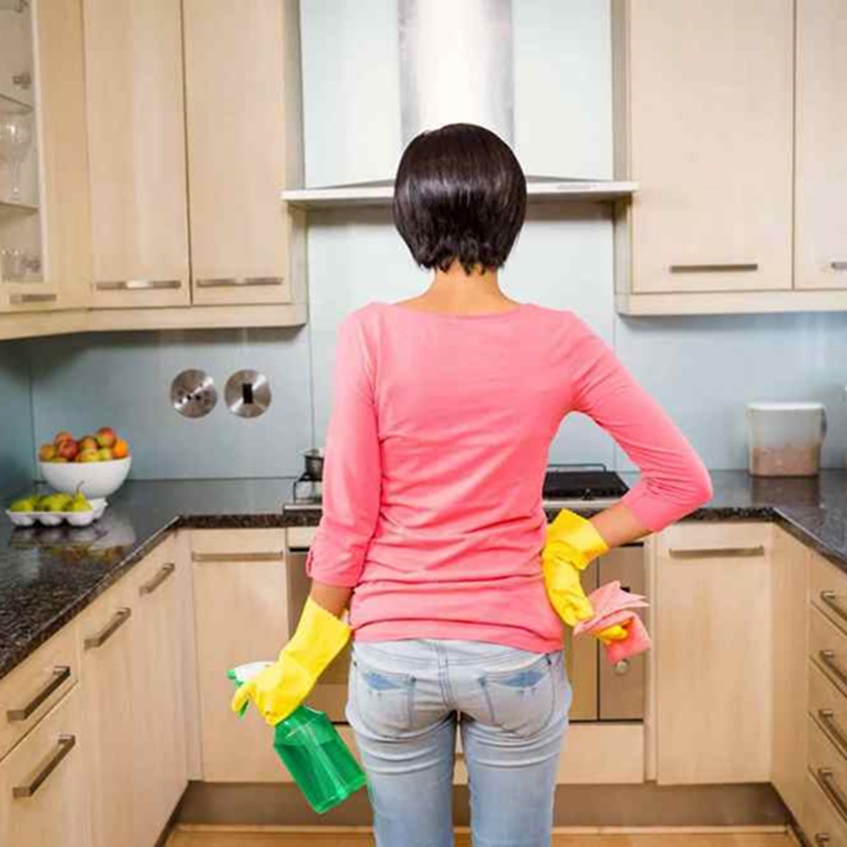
left=804, top=771, right=847, bottom=846
left=808, top=713, right=847, bottom=838
left=810, top=659, right=847, bottom=761
left=811, top=606, right=847, bottom=697
left=0, top=624, right=79, bottom=760
left=811, top=553, right=847, bottom=633
left=0, top=684, right=90, bottom=847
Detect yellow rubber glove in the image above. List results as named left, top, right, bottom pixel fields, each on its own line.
left=230, top=596, right=351, bottom=726
left=542, top=508, right=610, bottom=628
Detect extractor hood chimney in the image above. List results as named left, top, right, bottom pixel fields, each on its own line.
left=398, top=0, right=514, bottom=147
left=282, top=0, right=636, bottom=209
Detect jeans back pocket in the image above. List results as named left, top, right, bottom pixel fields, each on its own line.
left=478, top=651, right=560, bottom=738
left=349, top=653, right=417, bottom=738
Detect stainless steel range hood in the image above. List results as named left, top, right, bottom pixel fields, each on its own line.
left=282, top=0, right=636, bottom=209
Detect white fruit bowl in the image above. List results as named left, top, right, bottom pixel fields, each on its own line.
left=39, top=457, right=132, bottom=499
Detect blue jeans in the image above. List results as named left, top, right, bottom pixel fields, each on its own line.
left=345, top=639, right=572, bottom=847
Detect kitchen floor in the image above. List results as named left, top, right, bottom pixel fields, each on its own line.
left=166, top=826, right=799, bottom=846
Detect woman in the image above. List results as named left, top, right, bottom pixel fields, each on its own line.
left=233, top=123, right=713, bottom=847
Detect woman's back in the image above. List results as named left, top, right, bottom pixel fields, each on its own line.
left=306, top=299, right=710, bottom=652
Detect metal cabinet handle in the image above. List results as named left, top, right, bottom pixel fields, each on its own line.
left=9, top=293, right=56, bottom=304
left=139, top=563, right=175, bottom=596
left=191, top=551, right=282, bottom=564
left=613, top=659, right=631, bottom=676
left=819, top=709, right=847, bottom=758
left=815, top=834, right=832, bottom=845
left=84, top=608, right=131, bottom=650
left=818, top=768, right=847, bottom=824
left=195, top=276, right=283, bottom=288
left=669, top=263, right=759, bottom=273
left=668, top=546, right=765, bottom=560
left=830, top=262, right=847, bottom=271
left=819, top=650, right=847, bottom=690
left=94, top=279, right=181, bottom=291
left=6, top=666, right=71, bottom=722
left=12, top=71, right=31, bottom=90
left=12, top=735, right=76, bottom=799
left=821, top=591, right=847, bottom=627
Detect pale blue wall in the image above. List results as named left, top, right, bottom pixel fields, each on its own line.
left=15, top=1, right=847, bottom=479
left=0, top=340, right=34, bottom=498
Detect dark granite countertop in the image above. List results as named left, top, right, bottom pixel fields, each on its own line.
left=2, top=470, right=847, bottom=680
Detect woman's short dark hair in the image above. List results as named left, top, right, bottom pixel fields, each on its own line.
left=392, top=123, right=527, bottom=275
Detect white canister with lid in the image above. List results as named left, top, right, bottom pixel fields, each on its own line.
left=746, top=401, right=826, bottom=477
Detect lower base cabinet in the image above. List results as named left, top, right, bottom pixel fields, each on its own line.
left=0, top=686, right=90, bottom=847
left=79, top=534, right=188, bottom=847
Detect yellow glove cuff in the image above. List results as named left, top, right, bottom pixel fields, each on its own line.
left=282, top=596, right=352, bottom=676
left=544, top=508, right=609, bottom=570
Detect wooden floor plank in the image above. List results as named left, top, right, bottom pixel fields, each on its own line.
left=166, top=829, right=796, bottom=847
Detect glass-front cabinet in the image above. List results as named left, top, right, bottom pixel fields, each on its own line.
left=0, top=0, right=45, bottom=301
left=0, top=0, right=91, bottom=316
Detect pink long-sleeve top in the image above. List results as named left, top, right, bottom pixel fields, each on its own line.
left=306, top=300, right=713, bottom=652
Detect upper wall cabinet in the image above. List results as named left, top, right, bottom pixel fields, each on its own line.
left=83, top=0, right=191, bottom=310
left=0, top=0, right=91, bottom=316
left=794, top=0, right=847, bottom=291
left=82, top=0, right=305, bottom=319
left=183, top=0, right=302, bottom=307
left=613, top=0, right=795, bottom=315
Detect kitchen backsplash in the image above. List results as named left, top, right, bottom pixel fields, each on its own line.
left=0, top=339, right=34, bottom=498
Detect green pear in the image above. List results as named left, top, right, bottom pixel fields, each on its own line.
left=9, top=497, right=37, bottom=513
left=68, top=491, right=92, bottom=512
left=42, top=493, right=73, bottom=512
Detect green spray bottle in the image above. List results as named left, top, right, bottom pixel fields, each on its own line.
left=228, top=662, right=367, bottom=814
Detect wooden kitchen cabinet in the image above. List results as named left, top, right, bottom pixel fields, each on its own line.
left=795, top=0, right=847, bottom=291
left=182, top=0, right=302, bottom=307
left=79, top=535, right=190, bottom=847
left=127, top=537, right=188, bottom=847
left=613, top=0, right=794, bottom=313
left=191, top=528, right=292, bottom=782
left=78, top=576, right=136, bottom=847
left=0, top=0, right=91, bottom=317
left=770, top=525, right=810, bottom=816
left=82, top=0, right=190, bottom=309
left=0, top=685, right=91, bottom=847
left=654, top=521, right=773, bottom=784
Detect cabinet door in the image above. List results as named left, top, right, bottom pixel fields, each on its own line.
left=795, top=0, right=847, bottom=290
left=622, top=0, right=793, bottom=294
left=78, top=579, right=136, bottom=847
left=192, top=529, right=291, bottom=781
left=0, top=0, right=91, bottom=315
left=182, top=0, right=296, bottom=306
left=128, top=540, right=188, bottom=846
left=654, top=522, right=772, bottom=784
left=83, top=0, right=190, bottom=308
left=770, top=525, right=810, bottom=818
left=0, top=686, right=90, bottom=847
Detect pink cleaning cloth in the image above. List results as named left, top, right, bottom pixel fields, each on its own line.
left=573, top=580, right=653, bottom=663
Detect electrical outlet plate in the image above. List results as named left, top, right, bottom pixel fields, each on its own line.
left=225, top=369, right=271, bottom=418
left=170, top=369, right=217, bottom=418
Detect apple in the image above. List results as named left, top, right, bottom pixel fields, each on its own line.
left=97, top=447, right=113, bottom=461
left=96, top=427, right=117, bottom=449
left=51, top=456, right=69, bottom=463
left=78, top=435, right=98, bottom=453
left=53, top=430, right=74, bottom=446
left=113, top=438, right=130, bottom=459
left=76, top=449, right=99, bottom=463
left=56, top=439, right=79, bottom=461
left=38, top=443, right=56, bottom=462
